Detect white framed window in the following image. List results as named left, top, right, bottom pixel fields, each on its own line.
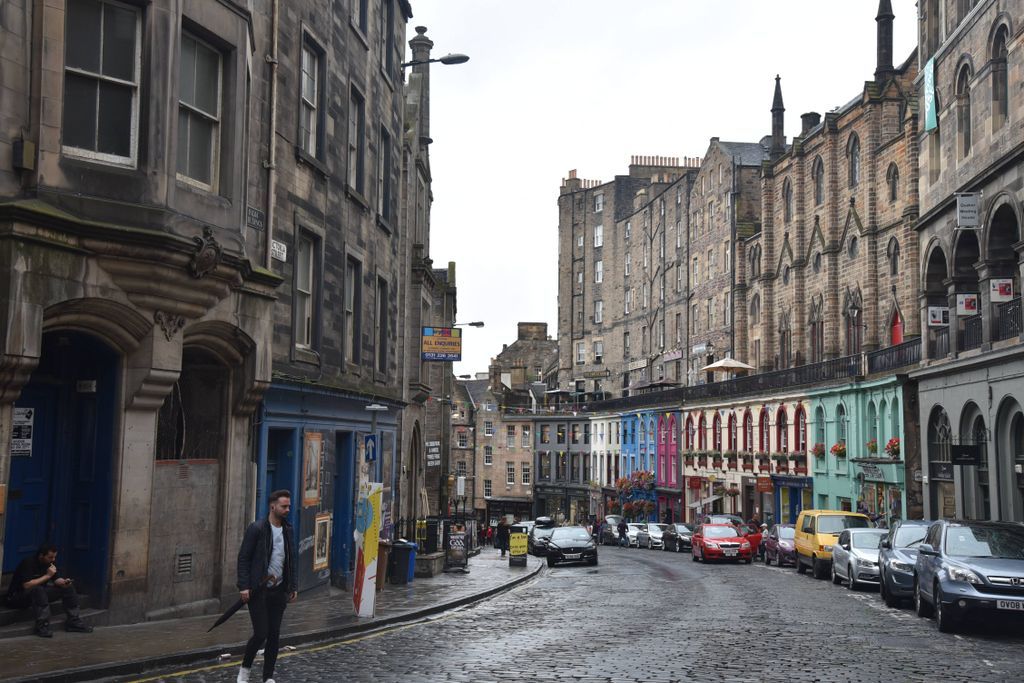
left=594, top=225, right=603, bottom=247
left=594, top=340, right=604, bottom=364
left=623, top=331, right=630, bottom=354
left=576, top=342, right=585, bottom=364
left=484, top=479, right=492, bottom=497
left=456, top=460, right=467, bottom=477
left=294, top=233, right=317, bottom=348
left=594, top=193, right=604, bottom=212
left=522, top=426, right=531, bottom=447
left=676, top=263, right=682, bottom=292
left=625, top=221, right=631, bottom=240
left=625, top=253, right=631, bottom=276
left=624, top=289, right=632, bottom=314
left=457, top=431, right=467, bottom=448
left=506, top=425, right=516, bottom=448
left=484, top=445, right=493, bottom=465
left=594, top=300, right=603, bottom=323
left=521, top=463, right=531, bottom=485
left=676, top=312, right=682, bottom=343
left=506, top=462, right=515, bottom=486
left=63, top=0, right=142, bottom=167
left=595, top=260, right=603, bottom=283
left=577, top=234, right=584, bottom=248
left=658, top=320, right=665, bottom=349
left=484, top=421, right=494, bottom=437
left=642, top=282, right=649, bottom=309
left=298, top=38, right=322, bottom=158
left=177, top=33, right=222, bottom=189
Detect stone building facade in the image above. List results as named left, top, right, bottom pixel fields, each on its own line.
left=912, top=0, right=1024, bottom=522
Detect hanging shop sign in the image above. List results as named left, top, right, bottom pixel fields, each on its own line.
left=425, top=440, right=441, bottom=468
left=956, top=193, right=981, bottom=229
left=955, top=294, right=979, bottom=317
left=991, top=279, right=1014, bottom=303
left=421, top=327, right=462, bottom=361
left=756, top=476, right=773, bottom=493
left=927, top=307, right=949, bottom=327
left=951, top=444, right=982, bottom=466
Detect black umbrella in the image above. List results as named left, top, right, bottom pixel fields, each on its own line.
left=207, top=579, right=268, bottom=632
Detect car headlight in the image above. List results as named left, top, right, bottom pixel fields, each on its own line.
left=741, top=541, right=751, bottom=549
left=704, top=541, right=718, bottom=548
left=890, top=561, right=914, bottom=573
left=857, top=559, right=878, bottom=567
left=821, top=545, right=833, bottom=552
left=947, top=566, right=983, bottom=585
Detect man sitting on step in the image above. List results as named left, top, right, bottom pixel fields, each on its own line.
left=5, top=543, right=93, bottom=637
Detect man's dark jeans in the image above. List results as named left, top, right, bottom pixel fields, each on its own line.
left=242, top=585, right=288, bottom=680
left=7, top=584, right=81, bottom=623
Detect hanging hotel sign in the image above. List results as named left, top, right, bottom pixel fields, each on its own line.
left=956, top=193, right=981, bottom=229
left=425, top=440, right=441, bottom=468
left=991, top=279, right=1014, bottom=303
left=951, top=444, right=982, bottom=466
left=421, top=327, right=462, bottom=361
left=924, top=57, right=937, bottom=131
left=956, top=294, right=979, bottom=316
left=756, top=476, right=773, bottom=493
left=927, top=307, right=949, bottom=327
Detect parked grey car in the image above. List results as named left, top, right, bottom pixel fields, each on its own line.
left=879, top=519, right=930, bottom=607
left=636, top=523, right=670, bottom=549
left=624, top=523, right=645, bottom=548
left=914, top=520, right=1024, bottom=632
left=831, top=528, right=887, bottom=590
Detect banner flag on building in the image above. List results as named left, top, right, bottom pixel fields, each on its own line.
left=924, top=57, right=937, bottom=131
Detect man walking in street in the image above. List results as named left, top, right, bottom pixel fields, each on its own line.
left=236, top=490, right=297, bottom=683
left=617, top=519, right=629, bottom=547
left=495, top=517, right=510, bottom=557
left=5, top=543, right=93, bottom=637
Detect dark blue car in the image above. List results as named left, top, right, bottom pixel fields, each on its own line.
left=879, top=519, right=930, bottom=607
left=913, top=520, right=1024, bottom=632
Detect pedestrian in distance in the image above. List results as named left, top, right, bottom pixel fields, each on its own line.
left=495, top=518, right=511, bottom=557
left=617, top=519, right=629, bottom=547
left=236, top=489, right=297, bottom=683
left=758, top=524, right=769, bottom=561
left=5, top=543, right=93, bottom=638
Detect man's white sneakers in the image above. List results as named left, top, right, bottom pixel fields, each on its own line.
left=236, top=666, right=251, bottom=683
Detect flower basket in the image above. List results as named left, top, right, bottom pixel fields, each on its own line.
left=866, top=438, right=878, bottom=455
left=885, top=437, right=900, bottom=458
left=811, top=442, right=826, bottom=458
left=643, top=500, right=656, bottom=515
left=725, top=487, right=741, bottom=498
left=742, top=460, right=754, bottom=471
left=770, top=452, right=790, bottom=461
left=794, top=464, right=808, bottom=474
left=712, top=458, right=723, bottom=469
left=830, top=442, right=847, bottom=458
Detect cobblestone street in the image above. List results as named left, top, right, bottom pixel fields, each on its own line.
left=141, top=545, right=1024, bottom=683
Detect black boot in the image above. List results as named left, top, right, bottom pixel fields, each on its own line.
left=35, top=620, right=53, bottom=638
left=65, top=618, right=93, bottom=633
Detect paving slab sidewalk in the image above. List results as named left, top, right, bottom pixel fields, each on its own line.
left=1, top=548, right=540, bottom=683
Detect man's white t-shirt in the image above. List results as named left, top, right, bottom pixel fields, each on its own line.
left=268, top=523, right=285, bottom=586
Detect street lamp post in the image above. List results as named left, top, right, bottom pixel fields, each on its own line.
left=401, top=53, right=470, bottom=69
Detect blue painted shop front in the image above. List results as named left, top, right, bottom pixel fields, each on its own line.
left=771, top=475, right=813, bottom=525
left=257, top=381, right=398, bottom=592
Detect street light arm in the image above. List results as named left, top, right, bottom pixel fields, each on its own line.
left=401, top=53, right=470, bottom=68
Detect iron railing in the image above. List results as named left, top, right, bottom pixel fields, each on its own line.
left=996, top=298, right=1022, bottom=341
left=960, top=315, right=983, bottom=351
left=866, top=338, right=921, bottom=374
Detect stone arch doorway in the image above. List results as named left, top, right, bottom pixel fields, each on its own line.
left=995, top=397, right=1024, bottom=521
left=958, top=402, right=990, bottom=520
left=926, top=406, right=956, bottom=519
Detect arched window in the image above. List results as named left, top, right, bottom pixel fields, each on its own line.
left=750, top=244, right=761, bottom=278
left=992, top=24, right=1009, bottom=131
left=814, top=405, right=826, bottom=447
left=886, top=163, right=899, bottom=202
left=783, top=178, right=793, bottom=223
left=778, top=313, right=792, bottom=370
left=956, top=64, right=972, bottom=158
left=845, top=302, right=863, bottom=355
left=808, top=298, right=824, bottom=363
left=836, top=404, right=848, bottom=445
left=847, top=134, right=861, bottom=187
left=795, top=406, right=807, bottom=453
left=777, top=407, right=789, bottom=452
left=887, top=237, right=900, bottom=276
left=713, top=414, right=722, bottom=452
left=813, top=156, right=825, bottom=205
left=759, top=410, right=771, bottom=453
left=728, top=413, right=737, bottom=451
left=744, top=410, right=753, bottom=452
left=698, top=414, right=707, bottom=450
left=685, top=416, right=695, bottom=450
left=750, top=294, right=761, bottom=324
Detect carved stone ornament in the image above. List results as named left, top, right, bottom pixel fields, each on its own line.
left=189, top=226, right=223, bottom=279
left=154, top=310, right=187, bottom=341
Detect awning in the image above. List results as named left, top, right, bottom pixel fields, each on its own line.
left=701, top=358, right=755, bottom=373
left=687, top=494, right=722, bottom=509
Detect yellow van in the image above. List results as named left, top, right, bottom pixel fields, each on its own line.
left=793, top=510, right=872, bottom=579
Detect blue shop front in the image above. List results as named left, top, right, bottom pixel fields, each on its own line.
left=771, top=474, right=813, bottom=525
left=257, top=380, right=399, bottom=592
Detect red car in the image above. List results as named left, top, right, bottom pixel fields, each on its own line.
left=691, top=524, right=753, bottom=563
left=737, top=523, right=764, bottom=556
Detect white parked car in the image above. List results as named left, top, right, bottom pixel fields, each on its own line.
left=636, top=523, right=670, bottom=549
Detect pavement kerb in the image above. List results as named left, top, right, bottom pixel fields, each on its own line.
left=6, top=562, right=542, bottom=683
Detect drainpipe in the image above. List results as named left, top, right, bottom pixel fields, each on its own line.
left=264, top=0, right=280, bottom=270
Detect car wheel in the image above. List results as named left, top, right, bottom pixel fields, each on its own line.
left=812, top=557, right=828, bottom=580
left=588, top=557, right=598, bottom=566
left=881, top=574, right=901, bottom=608
left=764, top=550, right=771, bottom=566
left=547, top=557, right=556, bottom=568
left=935, top=583, right=958, bottom=633
left=914, top=578, right=933, bottom=618
left=847, top=565, right=858, bottom=591
left=744, top=558, right=752, bottom=564
left=831, top=563, right=842, bottom=585
left=796, top=554, right=807, bottom=574
left=647, top=539, right=653, bottom=550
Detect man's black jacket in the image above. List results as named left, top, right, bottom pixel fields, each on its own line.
left=236, top=518, right=297, bottom=593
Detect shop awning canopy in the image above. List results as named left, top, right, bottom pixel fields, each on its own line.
left=701, top=358, right=755, bottom=373
left=687, top=495, right=722, bottom=509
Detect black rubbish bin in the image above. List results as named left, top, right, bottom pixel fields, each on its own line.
left=389, top=541, right=415, bottom=585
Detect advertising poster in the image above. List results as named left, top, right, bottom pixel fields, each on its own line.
left=509, top=532, right=528, bottom=567
left=303, top=432, right=323, bottom=507
left=352, top=481, right=382, bottom=618
left=927, top=306, right=949, bottom=327
left=11, top=407, right=33, bottom=457
left=421, top=327, right=462, bottom=361
left=313, top=513, right=331, bottom=572
left=991, top=279, right=1014, bottom=303
left=955, top=294, right=978, bottom=317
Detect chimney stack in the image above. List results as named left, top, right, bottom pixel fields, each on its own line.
left=409, top=27, right=433, bottom=141
left=875, top=0, right=895, bottom=83
left=801, top=112, right=821, bottom=135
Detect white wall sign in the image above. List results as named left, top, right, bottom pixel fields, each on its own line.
left=11, top=407, right=33, bottom=457
left=956, top=294, right=979, bottom=316
left=956, top=193, right=981, bottom=229
left=271, top=240, right=288, bottom=262
left=991, top=279, right=1014, bottom=303
left=927, top=307, right=949, bottom=327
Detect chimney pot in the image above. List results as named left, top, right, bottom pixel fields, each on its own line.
left=800, top=112, right=821, bottom=134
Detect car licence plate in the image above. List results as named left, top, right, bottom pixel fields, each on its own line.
left=997, top=599, right=1024, bottom=611
left=723, top=549, right=737, bottom=557
left=565, top=553, right=581, bottom=560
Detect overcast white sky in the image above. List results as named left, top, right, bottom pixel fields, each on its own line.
left=407, top=1, right=918, bottom=377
